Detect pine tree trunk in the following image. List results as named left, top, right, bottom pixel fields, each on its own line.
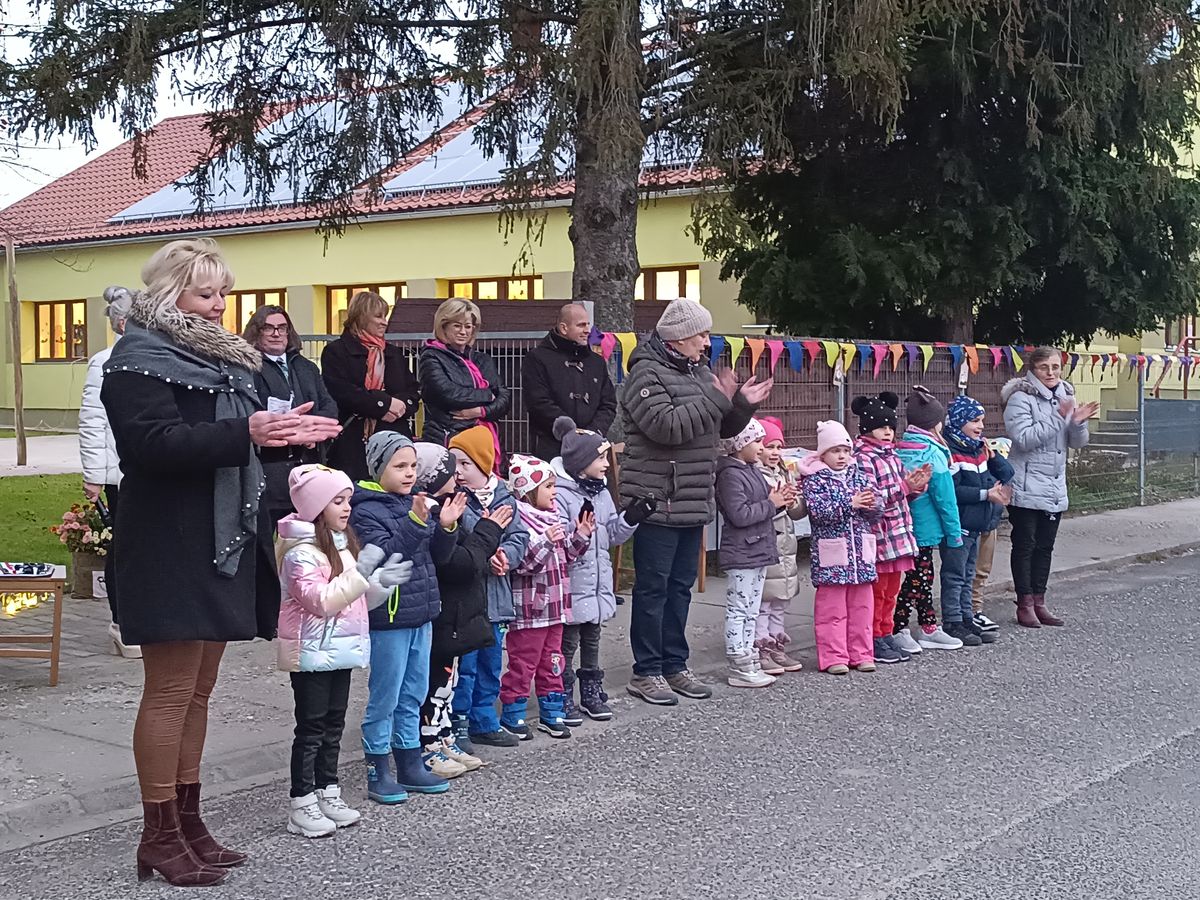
left=568, top=0, right=643, bottom=334
left=943, top=305, right=975, bottom=344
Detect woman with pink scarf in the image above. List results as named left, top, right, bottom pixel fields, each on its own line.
left=418, top=299, right=512, bottom=466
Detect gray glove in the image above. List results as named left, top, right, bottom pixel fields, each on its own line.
left=355, top=544, right=386, bottom=578
left=377, top=553, right=413, bottom=589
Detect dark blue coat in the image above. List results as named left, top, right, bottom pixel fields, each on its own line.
left=349, top=483, right=456, bottom=631
left=949, top=448, right=1015, bottom=534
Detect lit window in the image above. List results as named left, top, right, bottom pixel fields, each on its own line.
left=636, top=265, right=701, bottom=303
left=34, top=300, right=87, bottom=361
left=220, top=290, right=286, bottom=335
left=447, top=276, right=542, bottom=301
left=327, top=283, right=406, bottom=333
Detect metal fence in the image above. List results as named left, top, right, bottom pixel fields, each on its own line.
left=300, top=332, right=1200, bottom=514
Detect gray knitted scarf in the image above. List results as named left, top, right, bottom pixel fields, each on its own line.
left=106, top=296, right=264, bottom=578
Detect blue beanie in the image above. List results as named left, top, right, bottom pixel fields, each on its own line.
left=947, top=395, right=985, bottom=431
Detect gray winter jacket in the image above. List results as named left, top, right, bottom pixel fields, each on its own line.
left=551, top=459, right=638, bottom=625
left=715, top=455, right=781, bottom=570
left=460, top=481, right=529, bottom=623
left=619, top=334, right=757, bottom=528
left=1001, top=373, right=1090, bottom=513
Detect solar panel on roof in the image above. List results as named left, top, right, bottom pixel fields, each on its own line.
left=107, top=83, right=475, bottom=223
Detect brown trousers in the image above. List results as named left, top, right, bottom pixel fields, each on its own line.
left=971, top=530, right=997, bottom=614
left=134, top=641, right=226, bottom=803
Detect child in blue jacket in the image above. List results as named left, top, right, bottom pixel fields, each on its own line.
left=895, top=387, right=964, bottom=654
left=350, top=432, right=464, bottom=804
left=942, top=395, right=1014, bottom=646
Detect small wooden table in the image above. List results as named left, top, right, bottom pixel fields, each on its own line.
left=0, top=566, right=67, bottom=685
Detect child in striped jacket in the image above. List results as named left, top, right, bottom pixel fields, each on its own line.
left=498, top=454, right=595, bottom=740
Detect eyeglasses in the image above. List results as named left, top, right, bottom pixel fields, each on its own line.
left=447, top=321, right=476, bottom=332
left=260, top=324, right=289, bottom=335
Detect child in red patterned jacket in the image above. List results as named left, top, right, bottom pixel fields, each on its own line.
left=851, top=393, right=931, bottom=666
left=498, top=454, right=595, bottom=740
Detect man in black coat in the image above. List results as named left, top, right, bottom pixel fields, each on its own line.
left=243, top=307, right=339, bottom=550
left=522, top=303, right=617, bottom=461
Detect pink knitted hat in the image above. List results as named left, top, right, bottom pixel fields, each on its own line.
left=814, top=420, right=853, bottom=457
left=758, top=416, right=785, bottom=447
left=288, top=464, right=354, bottom=522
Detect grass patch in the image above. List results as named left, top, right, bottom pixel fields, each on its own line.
left=0, top=474, right=82, bottom=564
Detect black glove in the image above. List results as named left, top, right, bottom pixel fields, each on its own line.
left=622, top=495, right=657, bottom=526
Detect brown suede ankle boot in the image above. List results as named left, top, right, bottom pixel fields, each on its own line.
left=1016, top=595, right=1041, bottom=628
left=1032, top=594, right=1064, bottom=626
left=177, top=782, right=248, bottom=867
left=136, top=799, right=228, bottom=886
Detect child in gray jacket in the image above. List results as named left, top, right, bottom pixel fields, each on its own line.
left=716, top=419, right=793, bottom=689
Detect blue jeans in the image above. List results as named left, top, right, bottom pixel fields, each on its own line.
left=361, top=623, right=432, bottom=755
left=453, top=622, right=504, bottom=734
left=630, top=523, right=703, bottom=677
left=939, top=532, right=981, bottom=624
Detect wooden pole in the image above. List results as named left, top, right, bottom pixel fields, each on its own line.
left=6, top=233, right=26, bottom=466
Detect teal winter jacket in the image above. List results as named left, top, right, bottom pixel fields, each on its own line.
left=896, top=429, right=963, bottom=549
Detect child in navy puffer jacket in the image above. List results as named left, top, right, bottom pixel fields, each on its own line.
left=941, top=395, right=1014, bottom=646
left=350, top=432, right=464, bottom=805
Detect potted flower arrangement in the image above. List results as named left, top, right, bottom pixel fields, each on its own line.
left=50, top=503, right=112, bottom=598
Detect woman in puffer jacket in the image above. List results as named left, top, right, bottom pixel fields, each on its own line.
left=1001, top=346, right=1098, bottom=628
left=276, top=464, right=411, bottom=838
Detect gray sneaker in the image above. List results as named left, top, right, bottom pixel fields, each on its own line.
left=665, top=668, right=713, bottom=699
left=626, top=675, right=679, bottom=706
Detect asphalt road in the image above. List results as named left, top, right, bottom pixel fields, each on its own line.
left=5, top=552, right=1200, bottom=900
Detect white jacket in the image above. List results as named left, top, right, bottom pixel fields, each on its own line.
left=79, top=344, right=122, bottom=486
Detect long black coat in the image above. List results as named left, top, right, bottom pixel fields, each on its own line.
left=321, top=330, right=420, bottom=481
left=431, top=517, right=503, bottom=658
left=522, top=330, right=617, bottom=461
left=418, top=342, right=512, bottom=446
left=102, top=371, right=275, bottom=645
left=254, top=349, right=339, bottom=519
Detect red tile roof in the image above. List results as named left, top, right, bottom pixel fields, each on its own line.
left=0, top=104, right=704, bottom=250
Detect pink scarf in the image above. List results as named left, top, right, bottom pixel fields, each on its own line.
left=428, top=339, right=501, bottom=472
left=357, top=329, right=387, bottom=441
left=517, top=498, right=561, bottom=535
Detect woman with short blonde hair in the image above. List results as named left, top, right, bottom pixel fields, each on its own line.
left=419, top=298, right=511, bottom=450
left=320, top=289, right=420, bottom=481
left=102, top=238, right=340, bottom=886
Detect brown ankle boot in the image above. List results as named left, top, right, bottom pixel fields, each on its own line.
left=177, top=782, right=248, bottom=867
left=136, top=799, right=228, bottom=886
left=1016, top=595, right=1041, bottom=628
left=1032, top=594, right=1064, bottom=626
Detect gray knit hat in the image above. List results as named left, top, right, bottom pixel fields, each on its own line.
left=905, top=385, right=946, bottom=431
left=655, top=299, right=713, bottom=342
left=553, top=416, right=610, bottom=479
left=365, top=431, right=414, bottom=482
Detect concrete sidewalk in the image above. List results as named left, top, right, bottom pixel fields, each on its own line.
left=2, top=496, right=1198, bottom=852
left=0, top=434, right=82, bottom=476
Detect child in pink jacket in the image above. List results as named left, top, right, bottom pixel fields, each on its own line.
left=275, top=465, right=410, bottom=838
left=499, top=454, right=594, bottom=740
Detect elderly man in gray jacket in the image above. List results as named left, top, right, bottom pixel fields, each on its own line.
left=619, top=299, right=772, bottom=705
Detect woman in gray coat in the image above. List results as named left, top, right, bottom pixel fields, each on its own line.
left=1001, top=346, right=1099, bottom=628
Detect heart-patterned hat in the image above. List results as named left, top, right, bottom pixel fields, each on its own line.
left=506, top=453, right=555, bottom=499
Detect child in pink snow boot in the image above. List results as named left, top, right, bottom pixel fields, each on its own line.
left=799, top=421, right=882, bottom=675
left=754, top=416, right=807, bottom=674
left=500, top=455, right=595, bottom=740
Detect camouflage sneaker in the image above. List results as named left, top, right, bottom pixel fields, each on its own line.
left=665, top=668, right=713, bottom=699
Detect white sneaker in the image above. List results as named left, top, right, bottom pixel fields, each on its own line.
left=423, top=747, right=468, bottom=779
left=287, top=793, right=337, bottom=838
left=727, top=654, right=776, bottom=688
left=891, top=630, right=923, bottom=655
left=315, top=785, right=361, bottom=828
left=441, top=739, right=484, bottom=772
left=917, top=626, right=964, bottom=650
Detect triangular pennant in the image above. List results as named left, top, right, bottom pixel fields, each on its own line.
left=708, top=335, right=727, bottom=368
left=963, top=345, right=979, bottom=374
left=802, top=340, right=822, bottom=363
left=1002, top=346, right=1014, bottom=368
left=1068, top=353, right=1080, bottom=376
left=839, top=342, right=857, bottom=373
left=1099, top=354, right=1109, bottom=372
left=872, top=343, right=889, bottom=378
left=855, top=343, right=872, bottom=372
left=905, top=343, right=919, bottom=367
left=821, top=340, right=841, bottom=370
left=949, top=345, right=963, bottom=371
left=726, top=335, right=745, bottom=366
left=599, top=332, right=617, bottom=361
left=588, top=326, right=603, bottom=347
left=1090, top=353, right=1100, bottom=376
left=747, top=338, right=765, bottom=371
left=616, top=333, right=638, bottom=373
left=1010, top=347, right=1024, bottom=372
left=920, top=344, right=934, bottom=372
left=990, top=346, right=1003, bottom=368
left=890, top=343, right=904, bottom=371
left=766, top=339, right=784, bottom=373
left=786, top=340, right=805, bottom=372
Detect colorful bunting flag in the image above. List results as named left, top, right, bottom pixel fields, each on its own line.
left=964, top=345, right=979, bottom=374
left=599, top=332, right=617, bottom=361
left=821, top=340, right=840, bottom=370
left=1010, top=347, right=1024, bottom=372
left=708, top=335, right=727, bottom=368
left=920, top=344, right=934, bottom=372
left=767, top=339, right=785, bottom=373
left=747, top=338, right=765, bottom=371
left=726, top=336, right=745, bottom=366
left=949, top=345, right=963, bottom=371
left=890, top=343, right=904, bottom=371
left=872, top=344, right=889, bottom=378
left=616, top=333, right=637, bottom=373
left=802, top=340, right=821, bottom=364
left=905, top=343, right=919, bottom=368
left=786, top=340, right=805, bottom=372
